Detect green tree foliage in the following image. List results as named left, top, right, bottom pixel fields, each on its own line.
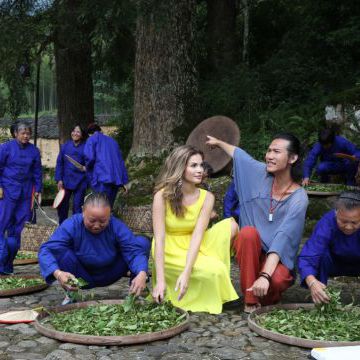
left=0, top=0, right=52, bottom=119
left=1, top=0, right=359, bottom=156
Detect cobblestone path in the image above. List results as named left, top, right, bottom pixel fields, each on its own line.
left=1, top=208, right=357, bottom=359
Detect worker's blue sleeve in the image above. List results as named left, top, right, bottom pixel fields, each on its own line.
left=303, top=143, right=321, bottom=179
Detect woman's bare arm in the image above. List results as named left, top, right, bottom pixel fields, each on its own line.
left=152, top=191, right=167, bottom=302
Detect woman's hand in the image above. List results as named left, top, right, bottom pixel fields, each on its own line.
left=302, top=178, right=310, bottom=186
left=53, top=270, right=77, bottom=291
left=129, top=271, right=147, bottom=296
left=247, top=277, right=270, bottom=298
left=152, top=281, right=167, bottom=303
left=57, top=181, right=64, bottom=191
left=310, top=279, right=330, bottom=304
left=175, top=271, right=191, bottom=301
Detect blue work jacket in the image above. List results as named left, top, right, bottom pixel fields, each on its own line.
left=0, top=139, right=42, bottom=200
left=84, top=132, right=128, bottom=188
left=298, top=210, right=360, bottom=286
left=303, top=136, right=360, bottom=178
left=55, top=140, right=86, bottom=190
left=39, top=214, right=148, bottom=283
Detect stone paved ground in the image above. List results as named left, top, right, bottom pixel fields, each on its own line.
left=2, top=261, right=359, bottom=360
left=0, top=208, right=358, bottom=360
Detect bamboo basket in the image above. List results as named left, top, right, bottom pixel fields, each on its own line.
left=35, top=299, right=189, bottom=345
left=119, top=205, right=153, bottom=235
left=0, top=275, right=48, bottom=297
left=248, top=303, right=360, bottom=348
left=20, top=223, right=57, bottom=252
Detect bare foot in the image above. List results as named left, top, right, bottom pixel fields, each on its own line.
left=244, top=303, right=261, bottom=314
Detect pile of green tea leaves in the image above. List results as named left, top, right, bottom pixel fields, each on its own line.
left=15, top=251, right=37, bottom=260
left=45, top=296, right=187, bottom=336
left=255, top=288, right=360, bottom=341
left=305, top=183, right=350, bottom=192
left=64, top=277, right=91, bottom=302
left=0, top=277, right=45, bottom=290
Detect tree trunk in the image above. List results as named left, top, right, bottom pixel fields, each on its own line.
left=54, top=0, right=94, bottom=143
left=131, top=0, right=197, bottom=157
left=242, top=0, right=250, bottom=65
left=206, top=0, right=237, bottom=71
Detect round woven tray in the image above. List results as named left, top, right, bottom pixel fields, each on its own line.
left=248, top=303, right=360, bottom=348
left=13, top=258, right=38, bottom=266
left=0, top=275, right=48, bottom=297
left=305, top=183, right=346, bottom=197
left=306, top=190, right=340, bottom=196
left=186, top=115, right=240, bottom=173
left=14, top=251, right=38, bottom=266
left=34, top=299, right=190, bottom=345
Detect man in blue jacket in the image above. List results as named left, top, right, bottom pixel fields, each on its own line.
left=84, top=123, right=129, bottom=207
left=0, top=122, right=42, bottom=274
left=298, top=191, right=360, bottom=304
left=302, top=128, right=360, bottom=185
left=38, top=193, right=150, bottom=303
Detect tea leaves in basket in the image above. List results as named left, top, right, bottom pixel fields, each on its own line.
left=45, top=300, right=186, bottom=336
left=0, top=277, right=45, bottom=290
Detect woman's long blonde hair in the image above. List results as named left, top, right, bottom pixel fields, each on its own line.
left=154, top=145, right=204, bottom=217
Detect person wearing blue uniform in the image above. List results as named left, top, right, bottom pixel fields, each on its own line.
left=38, top=193, right=150, bottom=303
left=84, top=123, right=129, bottom=207
left=298, top=191, right=360, bottom=304
left=0, top=123, right=42, bottom=274
left=223, top=179, right=240, bottom=223
left=55, top=125, right=87, bottom=224
left=302, top=128, right=360, bottom=186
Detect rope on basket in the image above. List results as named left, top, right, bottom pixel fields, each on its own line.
left=34, top=198, right=58, bottom=226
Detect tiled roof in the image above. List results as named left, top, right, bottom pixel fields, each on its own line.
left=0, top=114, right=116, bottom=139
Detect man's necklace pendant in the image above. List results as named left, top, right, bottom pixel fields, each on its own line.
left=268, top=213, right=273, bottom=222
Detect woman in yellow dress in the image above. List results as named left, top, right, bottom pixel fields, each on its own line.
left=151, top=145, right=239, bottom=314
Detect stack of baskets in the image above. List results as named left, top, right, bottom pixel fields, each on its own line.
left=20, top=223, right=57, bottom=252
left=119, top=204, right=153, bottom=235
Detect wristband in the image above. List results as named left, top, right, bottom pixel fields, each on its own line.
left=308, top=279, right=317, bottom=289
left=259, top=272, right=271, bottom=283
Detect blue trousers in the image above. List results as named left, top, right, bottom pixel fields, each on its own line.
left=57, top=182, right=87, bottom=224
left=316, top=160, right=358, bottom=185
left=0, top=195, right=32, bottom=273
left=91, top=183, right=120, bottom=208
left=55, top=250, right=128, bottom=288
left=318, top=252, right=360, bottom=284
left=49, top=236, right=151, bottom=288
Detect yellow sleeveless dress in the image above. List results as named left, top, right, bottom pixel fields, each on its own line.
left=151, top=188, right=239, bottom=314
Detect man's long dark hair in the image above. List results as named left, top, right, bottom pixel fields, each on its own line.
left=272, top=132, right=303, bottom=183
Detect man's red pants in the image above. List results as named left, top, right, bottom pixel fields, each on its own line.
left=233, top=226, right=294, bottom=305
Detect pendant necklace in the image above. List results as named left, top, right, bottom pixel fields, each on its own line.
left=269, top=179, right=293, bottom=222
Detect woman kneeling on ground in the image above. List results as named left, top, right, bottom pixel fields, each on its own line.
left=206, top=133, right=308, bottom=313
left=298, top=190, right=360, bottom=304
left=151, top=145, right=239, bottom=314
